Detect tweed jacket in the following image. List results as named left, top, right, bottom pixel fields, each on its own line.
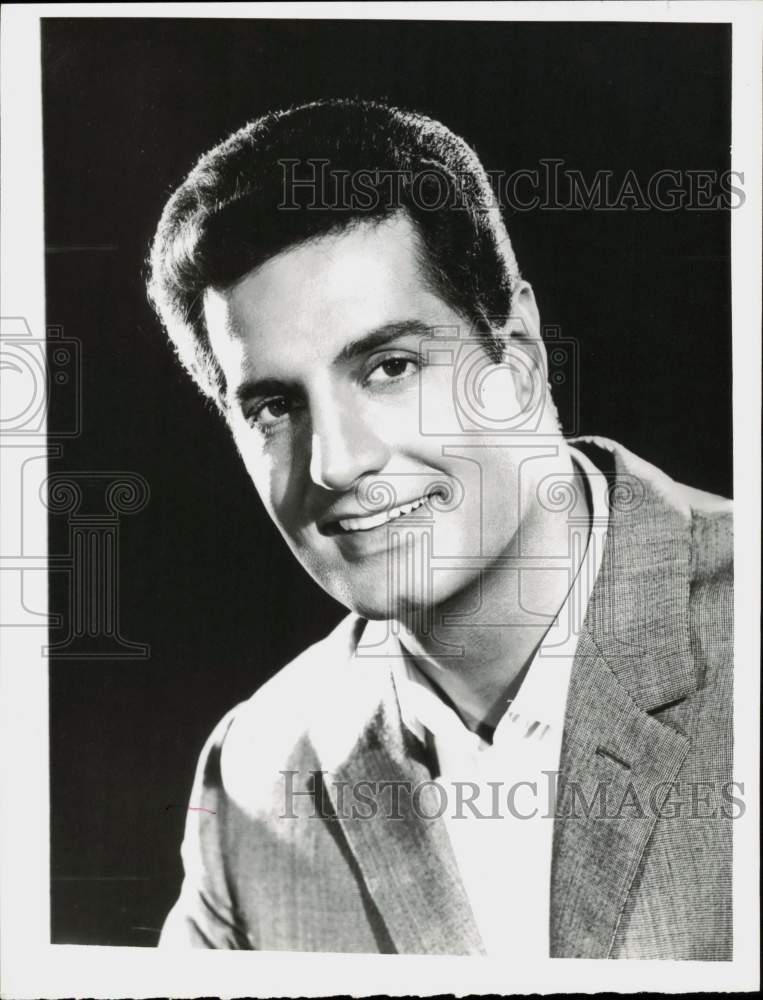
left=160, top=438, right=734, bottom=959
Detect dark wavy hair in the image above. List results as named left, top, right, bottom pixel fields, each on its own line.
left=147, top=98, right=521, bottom=409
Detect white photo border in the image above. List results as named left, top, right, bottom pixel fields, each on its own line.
left=1, top=2, right=759, bottom=996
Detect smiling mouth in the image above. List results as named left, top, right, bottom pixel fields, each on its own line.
left=333, top=491, right=441, bottom=534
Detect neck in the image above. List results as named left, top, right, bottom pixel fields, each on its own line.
left=393, top=449, right=591, bottom=734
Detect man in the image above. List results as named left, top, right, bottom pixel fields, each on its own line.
left=148, top=99, right=733, bottom=959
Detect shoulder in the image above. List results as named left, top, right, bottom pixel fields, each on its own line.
left=673, top=483, right=733, bottom=660
left=195, top=613, right=364, bottom=804
left=573, top=435, right=733, bottom=577
left=575, top=436, right=733, bottom=663
left=232, top=612, right=362, bottom=723
left=682, top=487, right=733, bottom=586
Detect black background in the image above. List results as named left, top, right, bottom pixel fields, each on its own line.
left=43, top=18, right=732, bottom=946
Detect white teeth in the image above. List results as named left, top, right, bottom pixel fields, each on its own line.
left=338, top=495, right=429, bottom=533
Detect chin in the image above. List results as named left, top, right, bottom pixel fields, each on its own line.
left=342, top=576, right=472, bottom=624
left=347, top=602, right=394, bottom=622
left=306, top=549, right=483, bottom=623
left=325, top=575, right=431, bottom=622
left=341, top=584, right=417, bottom=622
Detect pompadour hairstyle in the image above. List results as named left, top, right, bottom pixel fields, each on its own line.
left=147, top=98, right=521, bottom=409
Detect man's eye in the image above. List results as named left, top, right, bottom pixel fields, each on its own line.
left=366, top=356, right=419, bottom=384
left=249, top=396, right=292, bottom=429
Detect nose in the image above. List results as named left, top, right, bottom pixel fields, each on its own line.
left=309, top=390, right=390, bottom=493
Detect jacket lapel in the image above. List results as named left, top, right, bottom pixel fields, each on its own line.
left=552, top=439, right=697, bottom=957
left=308, top=618, right=484, bottom=956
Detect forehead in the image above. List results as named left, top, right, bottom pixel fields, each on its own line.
left=203, top=214, right=459, bottom=377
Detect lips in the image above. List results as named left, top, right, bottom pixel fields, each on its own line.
left=320, top=489, right=444, bottom=535
left=337, top=494, right=430, bottom=532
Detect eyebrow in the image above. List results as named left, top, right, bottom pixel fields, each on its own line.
left=233, top=319, right=436, bottom=406
left=335, top=319, right=435, bottom=363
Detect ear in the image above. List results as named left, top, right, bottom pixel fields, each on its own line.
left=504, top=281, right=548, bottom=408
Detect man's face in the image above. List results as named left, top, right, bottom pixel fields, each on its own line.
left=204, top=214, right=560, bottom=620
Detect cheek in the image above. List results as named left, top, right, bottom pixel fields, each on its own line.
left=457, top=365, right=528, bottom=432
left=232, top=428, right=282, bottom=512
left=417, top=357, right=524, bottom=437
left=478, top=367, right=523, bottom=419
left=238, top=438, right=313, bottom=542
left=458, top=447, right=521, bottom=530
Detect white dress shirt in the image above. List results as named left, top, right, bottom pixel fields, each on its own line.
left=391, top=447, right=609, bottom=957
